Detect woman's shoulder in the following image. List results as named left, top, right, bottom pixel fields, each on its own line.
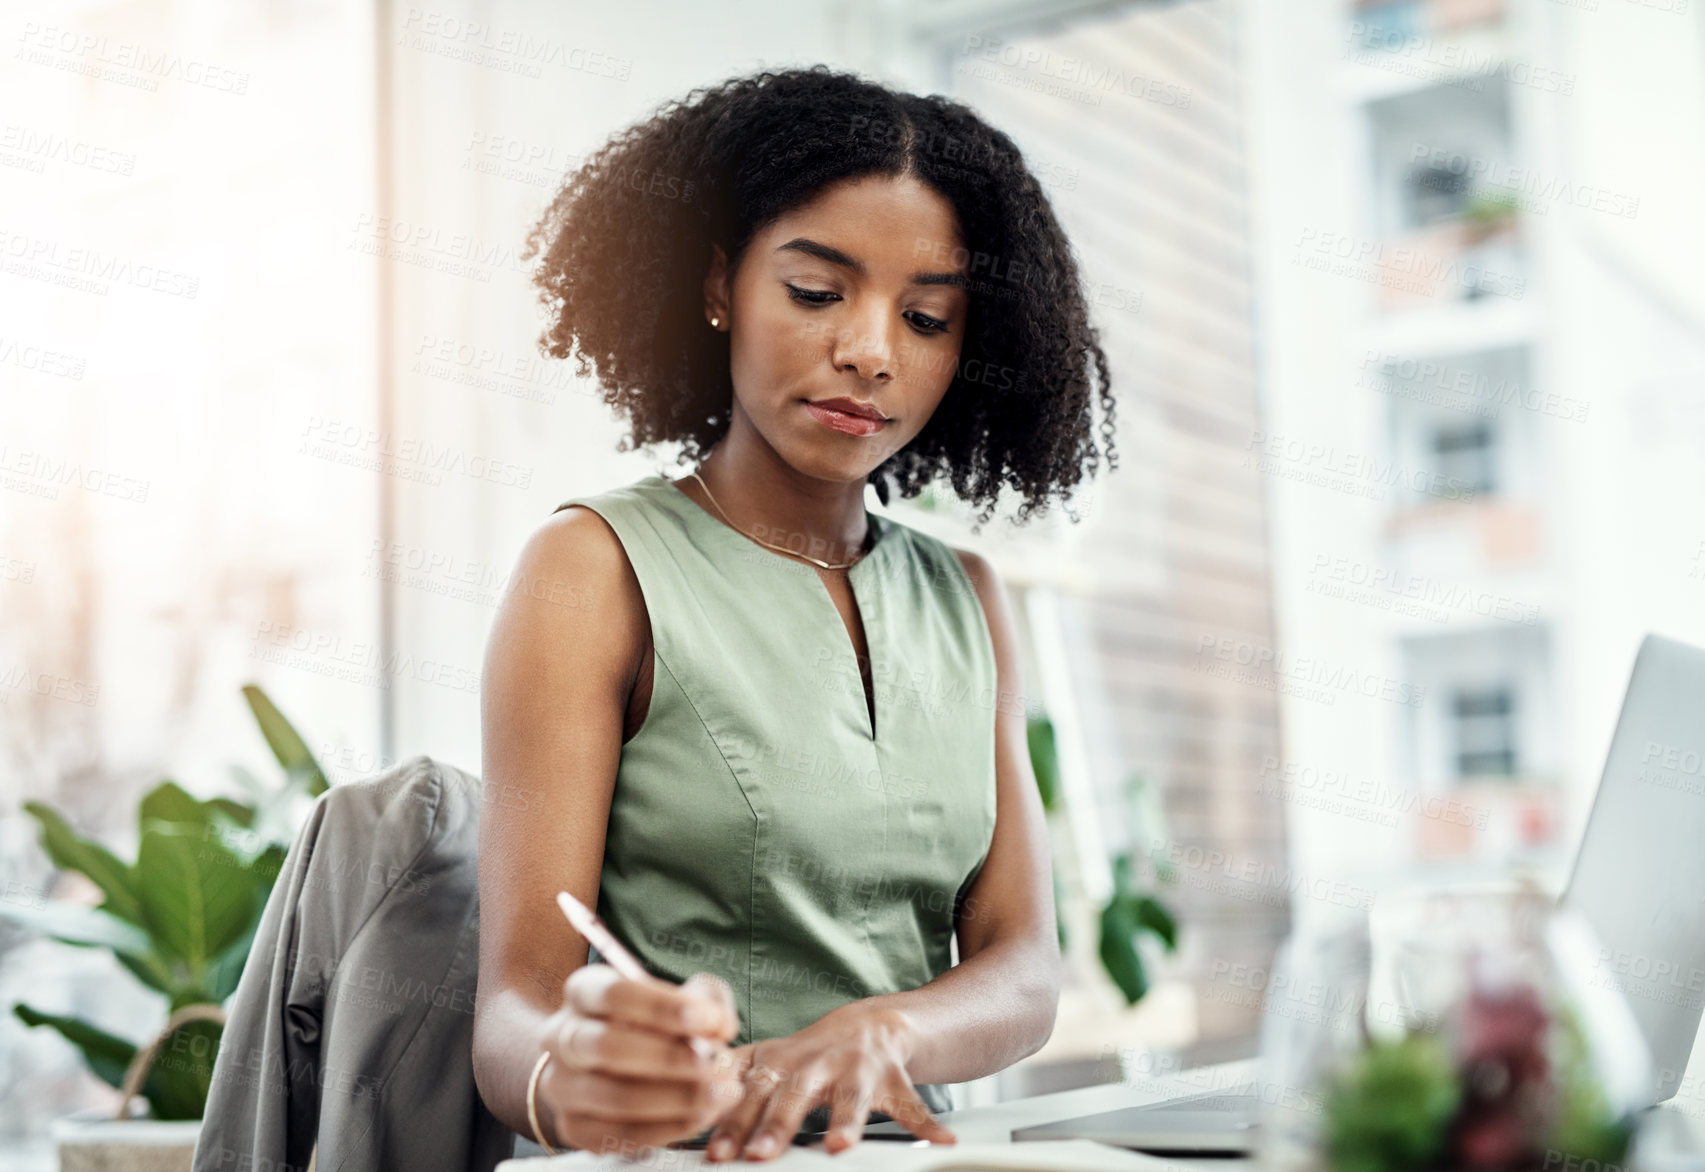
left=876, top=517, right=1013, bottom=685
left=487, top=486, right=651, bottom=740
left=549, top=472, right=668, bottom=518
left=519, top=475, right=668, bottom=601
left=871, top=512, right=998, bottom=606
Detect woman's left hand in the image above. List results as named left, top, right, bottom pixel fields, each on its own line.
left=704, top=1002, right=958, bottom=1161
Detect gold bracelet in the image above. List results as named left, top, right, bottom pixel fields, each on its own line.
left=527, top=1050, right=560, bottom=1155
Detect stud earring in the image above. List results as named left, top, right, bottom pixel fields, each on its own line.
left=710, top=316, right=721, bottom=329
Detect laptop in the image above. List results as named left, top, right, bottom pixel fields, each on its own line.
left=1007, top=632, right=1705, bottom=1154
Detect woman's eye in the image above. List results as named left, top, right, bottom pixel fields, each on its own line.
left=785, top=284, right=949, bottom=334
left=785, top=284, right=839, bottom=305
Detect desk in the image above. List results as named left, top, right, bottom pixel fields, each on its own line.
left=916, top=1057, right=1256, bottom=1150
left=505, top=1058, right=1259, bottom=1170
left=505, top=1057, right=1705, bottom=1171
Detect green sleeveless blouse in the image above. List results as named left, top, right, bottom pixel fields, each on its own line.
left=552, top=474, right=998, bottom=1114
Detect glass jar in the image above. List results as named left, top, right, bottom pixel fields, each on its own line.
left=1256, top=884, right=1653, bottom=1172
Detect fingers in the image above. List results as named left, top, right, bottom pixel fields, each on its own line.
left=705, top=1058, right=782, bottom=1162
left=823, top=1074, right=875, bottom=1155
left=700, top=1043, right=755, bottom=1126
left=546, top=1063, right=705, bottom=1122
left=550, top=1015, right=713, bottom=1082
left=700, top=1048, right=955, bottom=1162
left=539, top=1053, right=725, bottom=1153
left=683, top=971, right=740, bottom=1042
left=875, top=1076, right=957, bottom=1146
left=550, top=1109, right=704, bottom=1154
left=719, top=1043, right=759, bottom=1084
left=741, top=1064, right=829, bottom=1160
left=540, top=973, right=738, bottom=1157
left=564, top=964, right=731, bottom=1038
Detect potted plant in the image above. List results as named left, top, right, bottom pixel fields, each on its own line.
left=1456, top=189, right=1523, bottom=302
left=1256, top=885, right=1650, bottom=1172
left=1459, top=188, right=1520, bottom=246
left=4, top=685, right=327, bottom=1171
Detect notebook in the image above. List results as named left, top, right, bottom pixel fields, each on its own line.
left=501, top=1138, right=1191, bottom=1172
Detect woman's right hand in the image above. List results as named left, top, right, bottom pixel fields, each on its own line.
left=534, top=964, right=743, bottom=1152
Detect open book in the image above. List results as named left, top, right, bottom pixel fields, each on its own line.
left=501, top=1139, right=1200, bottom=1172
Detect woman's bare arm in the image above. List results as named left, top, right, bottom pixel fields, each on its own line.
left=472, top=507, right=734, bottom=1148
left=473, top=506, right=637, bottom=1133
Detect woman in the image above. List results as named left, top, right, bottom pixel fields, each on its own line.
left=473, top=65, right=1118, bottom=1160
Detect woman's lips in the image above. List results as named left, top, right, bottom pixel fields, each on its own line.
left=803, top=401, right=889, bottom=437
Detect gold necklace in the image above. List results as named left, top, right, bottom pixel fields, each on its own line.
left=688, top=470, right=869, bottom=571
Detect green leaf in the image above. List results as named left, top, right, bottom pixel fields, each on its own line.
left=1026, top=716, right=1060, bottom=812
left=13, top=1004, right=137, bottom=1088
left=20, top=802, right=143, bottom=924
left=243, top=685, right=328, bottom=797
left=1127, top=894, right=1179, bottom=952
left=135, top=824, right=258, bottom=978
left=165, top=986, right=218, bottom=1013
left=204, top=844, right=282, bottom=1003
left=13, top=1004, right=223, bottom=1120
left=137, top=782, right=254, bottom=835
left=1099, top=898, right=1150, bottom=1005
left=1110, top=851, right=1135, bottom=894
left=203, top=919, right=260, bottom=1004
left=112, top=948, right=180, bottom=998
left=1098, top=853, right=1181, bottom=1003
left=1551, top=1002, right=1636, bottom=1166
left=0, top=899, right=152, bottom=954
left=143, top=776, right=270, bottom=869
left=1324, top=1033, right=1460, bottom=1172
left=139, top=781, right=212, bottom=828
left=143, top=1017, right=222, bottom=1120
left=248, top=842, right=287, bottom=890
left=205, top=798, right=256, bottom=828
left=1097, top=892, right=1180, bottom=1004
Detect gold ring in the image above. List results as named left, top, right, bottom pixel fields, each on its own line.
left=745, top=1063, right=784, bottom=1091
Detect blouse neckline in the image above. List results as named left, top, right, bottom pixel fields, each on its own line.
left=645, top=474, right=896, bottom=577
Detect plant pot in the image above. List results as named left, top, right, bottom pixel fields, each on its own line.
left=50, top=1110, right=201, bottom=1172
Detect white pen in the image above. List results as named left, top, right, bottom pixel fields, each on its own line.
left=555, top=891, right=722, bottom=1058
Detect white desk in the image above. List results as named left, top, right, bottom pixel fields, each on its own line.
left=920, top=1057, right=1256, bottom=1146
left=505, top=1057, right=1705, bottom=1172
left=505, top=1058, right=1259, bottom=1171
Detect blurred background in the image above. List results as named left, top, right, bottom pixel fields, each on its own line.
left=4, top=0, right=1704, bottom=1164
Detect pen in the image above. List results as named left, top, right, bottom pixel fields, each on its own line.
left=555, top=891, right=652, bottom=982
left=555, top=891, right=720, bottom=1058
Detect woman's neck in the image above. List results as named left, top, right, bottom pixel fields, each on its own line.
left=687, top=427, right=871, bottom=567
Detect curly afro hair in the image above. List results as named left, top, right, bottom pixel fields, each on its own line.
left=520, top=64, right=1117, bottom=526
